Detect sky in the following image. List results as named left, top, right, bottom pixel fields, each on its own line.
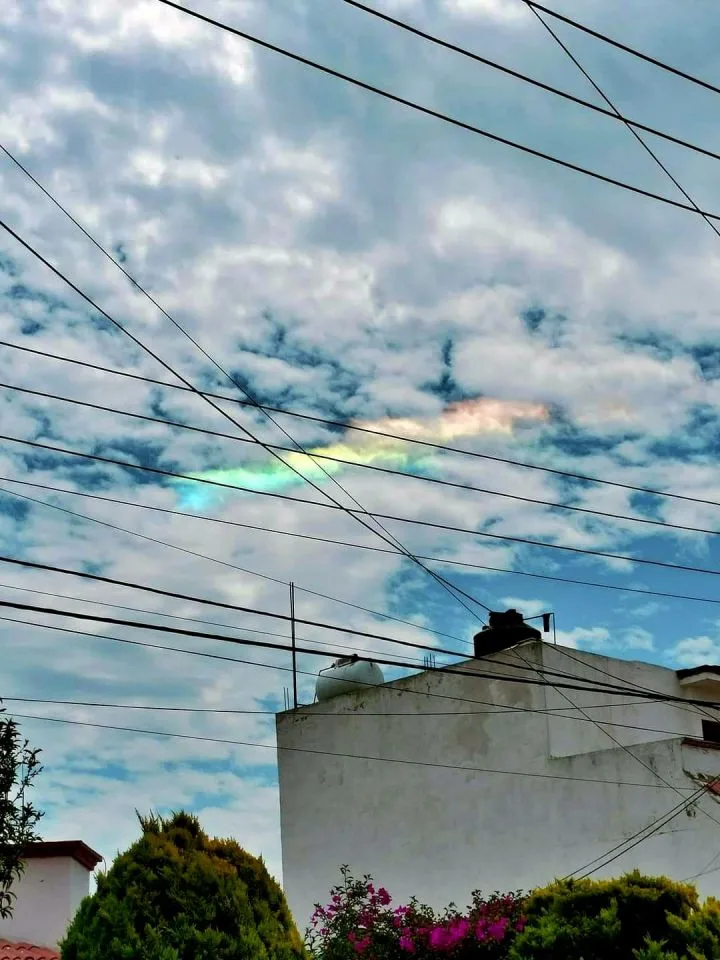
left=3, top=0, right=720, bottom=912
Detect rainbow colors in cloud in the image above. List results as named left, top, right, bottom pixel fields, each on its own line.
left=174, top=398, right=548, bottom=511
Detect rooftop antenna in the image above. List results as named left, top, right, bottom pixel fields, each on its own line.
left=290, top=582, right=298, bottom=709
left=423, top=653, right=436, bottom=669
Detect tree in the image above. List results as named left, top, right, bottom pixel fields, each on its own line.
left=0, top=706, right=43, bottom=919
left=60, top=810, right=307, bottom=960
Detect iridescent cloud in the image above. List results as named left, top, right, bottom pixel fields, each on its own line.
left=174, top=397, right=548, bottom=511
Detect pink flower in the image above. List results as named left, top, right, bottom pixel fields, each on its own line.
left=353, top=936, right=371, bottom=953
left=516, top=917, right=527, bottom=932
left=487, top=917, right=509, bottom=941
left=366, top=883, right=376, bottom=895
left=429, top=926, right=449, bottom=950
left=475, top=919, right=488, bottom=942
left=377, top=887, right=391, bottom=906
left=399, top=933, right=415, bottom=953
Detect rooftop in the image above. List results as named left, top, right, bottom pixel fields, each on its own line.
left=0, top=942, right=59, bottom=960
left=22, top=841, right=102, bottom=872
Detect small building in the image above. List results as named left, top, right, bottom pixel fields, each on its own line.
left=276, top=635, right=720, bottom=933
left=0, top=841, right=103, bottom=956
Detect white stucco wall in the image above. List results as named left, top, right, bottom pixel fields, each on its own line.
left=0, top=855, right=92, bottom=949
left=276, top=640, right=720, bottom=933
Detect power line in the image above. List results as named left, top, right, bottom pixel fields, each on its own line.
left=150, top=0, right=720, bottom=222
left=0, top=693, right=710, bottom=739
left=505, top=644, right=720, bottom=835
left=0, top=552, right=700, bottom=700
left=10, top=472, right=720, bottom=610
left=565, top=780, right=713, bottom=880
left=8, top=472, right=720, bottom=610
left=3, top=594, right=720, bottom=709
left=7, top=338, right=720, bottom=515
left=3, top=710, right=698, bottom=791
left=0, top=580, right=434, bottom=668
left=522, top=2, right=720, bottom=243
left=0, top=482, right=469, bottom=649
left=8, top=431, right=720, bottom=579
left=0, top=612, right=670, bottom=720
left=7, top=380, right=720, bottom=540
left=339, top=0, right=720, bottom=165
left=0, top=197, right=491, bottom=626
left=525, top=1, right=720, bottom=99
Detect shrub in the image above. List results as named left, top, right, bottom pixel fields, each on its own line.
left=507, top=870, right=701, bottom=960
left=307, top=866, right=526, bottom=960
left=60, top=810, right=307, bottom=960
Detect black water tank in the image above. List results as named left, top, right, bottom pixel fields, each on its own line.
left=473, top=609, right=542, bottom=658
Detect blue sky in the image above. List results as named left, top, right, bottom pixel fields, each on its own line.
left=3, top=0, right=720, bottom=895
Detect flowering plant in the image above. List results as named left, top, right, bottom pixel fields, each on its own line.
left=306, top=867, right=526, bottom=960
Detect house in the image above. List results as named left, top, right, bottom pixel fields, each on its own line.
left=276, top=627, right=720, bottom=932
left=0, top=841, right=103, bottom=957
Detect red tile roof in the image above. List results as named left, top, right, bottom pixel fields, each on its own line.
left=0, top=941, right=59, bottom=960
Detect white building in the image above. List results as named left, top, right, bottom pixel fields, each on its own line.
left=0, top=840, right=102, bottom=956
left=276, top=637, right=720, bottom=933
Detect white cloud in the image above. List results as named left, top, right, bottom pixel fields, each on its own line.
left=671, top=636, right=720, bottom=668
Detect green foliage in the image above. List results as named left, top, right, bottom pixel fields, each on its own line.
left=0, top=705, right=43, bottom=919
left=507, top=871, right=701, bottom=960
left=60, top=810, right=307, bottom=960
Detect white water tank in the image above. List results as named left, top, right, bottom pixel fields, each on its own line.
left=315, top=655, right=384, bottom=702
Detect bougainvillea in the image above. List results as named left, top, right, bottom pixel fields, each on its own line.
left=306, top=867, right=526, bottom=960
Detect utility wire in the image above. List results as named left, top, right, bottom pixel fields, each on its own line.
left=0, top=187, right=491, bottom=624
left=0, top=612, right=672, bottom=720
left=506, top=644, right=720, bottom=833
left=7, top=338, right=720, bottom=514
left=522, top=2, right=720, bottom=242
left=5, top=710, right=691, bottom=790
left=0, top=482, right=468, bottom=649
left=565, top=780, right=713, bottom=880
left=0, top=552, right=707, bottom=699
left=3, top=594, right=720, bottom=709
left=8, top=472, right=720, bottom=610
left=150, top=0, right=720, bottom=222
left=0, top=580, right=435, bottom=668
left=7, top=380, right=720, bottom=539
left=339, top=0, right=720, bottom=165
left=525, top=1, right=720, bottom=99
left=8, top=431, right=720, bottom=579
left=1, top=694, right=700, bottom=733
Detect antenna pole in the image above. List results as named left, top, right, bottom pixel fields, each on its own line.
left=290, top=582, right=298, bottom=709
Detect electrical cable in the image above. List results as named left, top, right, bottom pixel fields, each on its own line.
left=150, top=0, right=720, bottom=222
left=5, top=709, right=692, bottom=790
left=0, top=612, right=671, bottom=719
left=3, top=594, right=720, bottom=708
left=0, top=551, right=708, bottom=700
left=522, top=2, right=720, bottom=242
left=7, top=338, right=720, bottom=514
left=8, top=431, right=720, bottom=579
left=338, top=0, right=720, bottom=165
left=0, top=580, right=435, bottom=667
left=8, top=472, right=720, bottom=610
left=524, top=1, right=720, bottom=99
left=505, top=645, right=720, bottom=832
left=7, top=379, right=720, bottom=539
left=0, top=482, right=468, bottom=648
left=0, top=693, right=711, bottom=738
left=0, top=196, right=491, bottom=626
left=565, top=779, right=713, bottom=880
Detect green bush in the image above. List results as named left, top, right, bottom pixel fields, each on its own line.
left=60, top=810, right=307, bottom=960
left=507, top=870, right=707, bottom=960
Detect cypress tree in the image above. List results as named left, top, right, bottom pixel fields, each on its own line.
left=60, top=810, right=306, bottom=960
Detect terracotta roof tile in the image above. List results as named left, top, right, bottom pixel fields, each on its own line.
left=0, top=941, right=59, bottom=960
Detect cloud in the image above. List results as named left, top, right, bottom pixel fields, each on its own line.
left=671, top=636, right=720, bottom=668
left=0, top=0, right=719, bottom=904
